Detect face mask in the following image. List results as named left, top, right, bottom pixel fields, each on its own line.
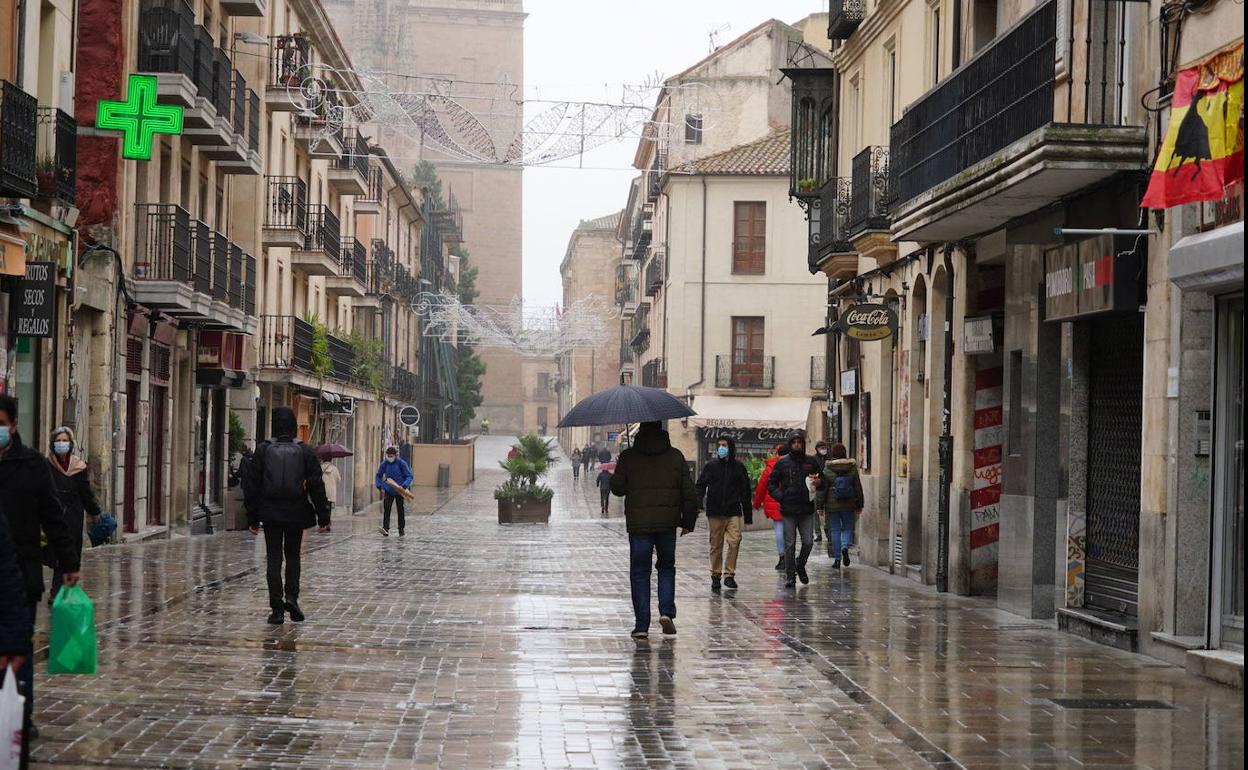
left=386, top=456, right=397, bottom=463
left=0, top=426, right=10, bottom=449
left=817, top=448, right=827, bottom=456
left=53, top=441, right=72, bottom=456
left=716, top=446, right=729, bottom=459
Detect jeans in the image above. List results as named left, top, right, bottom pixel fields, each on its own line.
left=263, top=524, right=304, bottom=611
left=573, top=464, right=580, bottom=479
left=826, top=509, right=855, bottom=554
left=707, top=516, right=742, bottom=576
left=383, top=495, right=406, bottom=532
left=772, top=520, right=785, bottom=555
left=782, top=514, right=814, bottom=579
left=629, top=531, right=677, bottom=632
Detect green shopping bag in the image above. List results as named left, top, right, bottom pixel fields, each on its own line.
left=48, top=585, right=98, bottom=675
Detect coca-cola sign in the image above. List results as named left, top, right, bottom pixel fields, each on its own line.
left=840, top=303, right=897, bottom=341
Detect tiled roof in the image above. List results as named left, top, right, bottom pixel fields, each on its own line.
left=681, top=130, right=790, bottom=176
left=576, top=211, right=623, bottom=231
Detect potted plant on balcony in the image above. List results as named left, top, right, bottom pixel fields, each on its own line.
left=495, top=434, right=558, bottom=524
left=796, top=177, right=818, bottom=196
left=36, top=156, right=56, bottom=197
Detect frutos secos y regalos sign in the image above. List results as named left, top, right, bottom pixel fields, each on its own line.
left=840, top=303, right=898, bottom=341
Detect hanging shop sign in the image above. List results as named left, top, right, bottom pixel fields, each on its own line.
left=10, top=261, right=55, bottom=338
left=963, top=316, right=996, bottom=354
left=96, top=74, right=185, bottom=161
left=840, top=303, right=898, bottom=341
left=1043, top=234, right=1144, bottom=322
left=697, top=427, right=796, bottom=445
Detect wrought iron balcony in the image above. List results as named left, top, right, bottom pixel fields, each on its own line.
left=136, top=204, right=193, bottom=283
left=356, top=166, right=385, bottom=213
left=810, top=356, right=827, bottom=391
left=329, top=128, right=370, bottom=194
left=389, top=366, right=420, bottom=402
left=641, top=358, right=667, bottom=389
left=615, top=262, right=639, bottom=308
left=1, top=81, right=37, bottom=198
left=847, top=146, right=892, bottom=237
left=644, top=253, right=664, bottom=296
left=828, top=0, right=865, bottom=39
left=291, top=204, right=342, bottom=275
left=136, top=0, right=196, bottom=105
left=342, top=238, right=367, bottom=284
left=716, top=355, right=775, bottom=390
left=35, top=107, right=75, bottom=204
left=368, top=239, right=396, bottom=295
left=809, top=178, right=854, bottom=271
left=269, top=34, right=309, bottom=90
left=262, top=176, right=307, bottom=247
left=889, top=0, right=1148, bottom=240
left=629, top=304, right=651, bottom=352
left=259, top=314, right=354, bottom=381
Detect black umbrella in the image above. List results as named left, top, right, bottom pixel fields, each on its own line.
left=558, top=385, right=696, bottom=427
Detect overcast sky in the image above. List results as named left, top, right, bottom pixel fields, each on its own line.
left=520, top=0, right=819, bottom=308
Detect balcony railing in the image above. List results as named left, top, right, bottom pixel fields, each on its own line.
left=389, top=366, right=420, bottom=402
left=1, top=81, right=37, bottom=198
left=210, top=230, right=229, bottom=303
left=810, top=356, right=827, bottom=391
left=615, top=262, right=639, bottom=306
left=246, top=90, right=260, bottom=151
left=229, top=71, right=246, bottom=135
left=260, top=315, right=354, bottom=381
left=136, top=0, right=195, bottom=81
left=528, top=386, right=557, bottom=401
left=264, top=175, right=307, bottom=231
left=340, top=237, right=367, bottom=284
left=336, top=128, right=369, bottom=178
left=303, top=205, right=341, bottom=262
left=644, top=254, right=664, bottom=296
left=890, top=0, right=1139, bottom=207
left=646, top=149, right=667, bottom=202
left=629, top=305, right=651, bottom=352
left=360, top=165, right=384, bottom=205
left=715, top=355, right=775, bottom=390
left=369, top=239, right=395, bottom=294
left=212, top=47, right=232, bottom=117
left=811, top=178, right=854, bottom=265
left=641, top=358, right=667, bottom=389
left=228, top=242, right=245, bottom=310
left=36, top=107, right=75, bottom=203
left=847, top=146, right=892, bottom=236
left=135, top=203, right=192, bottom=282
left=243, top=253, right=257, bottom=315
left=269, top=34, right=310, bottom=89
left=190, top=219, right=212, bottom=293
left=828, top=0, right=865, bottom=39
left=193, top=25, right=215, bottom=101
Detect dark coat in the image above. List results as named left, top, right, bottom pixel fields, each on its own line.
left=767, top=451, right=822, bottom=518
left=243, top=407, right=331, bottom=529
left=0, top=433, right=77, bottom=600
left=47, top=456, right=102, bottom=566
left=0, top=506, right=33, bottom=656
left=609, top=425, right=697, bottom=533
left=814, top=458, right=865, bottom=512
left=695, top=439, right=752, bottom=518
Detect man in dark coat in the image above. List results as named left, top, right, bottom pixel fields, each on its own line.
left=767, top=431, right=822, bottom=588
left=610, top=421, right=697, bottom=639
left=1, top=502, right=35, bottom=767
left=243, top=406, right=331, bottom=625
left=0, top=394, right=79, bottom=748
left=695, top=436, right=752, bottom=592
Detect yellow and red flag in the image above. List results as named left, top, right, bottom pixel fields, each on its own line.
left=1142, top=43, right=1244, bottom=209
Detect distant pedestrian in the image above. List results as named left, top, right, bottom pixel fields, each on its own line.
left=695, top=437, right=752, bottom=592
left=319, top=455, right=342, bottom=517
left=570, top=448, right=583, bottom=479
left=243, top=406, right=330, bottom=625
left=0, top=500, right=34, bottom=768
left=480, top=418, right=490, bottom=435
left=374, top=446, right=414, bottom=537
left=0, top=394, right=80, bottom=749
left=812, top=441, right=830, bottom=542
left=581, top=445, right=593, bottom=475
left=596, top=466, right=612, bottom=515
left=753, top=444, right=787, bottom=571
left=610, top=422, right=697, bottom=639
left=45, top=427, right=102, bottom=603
left=815, top=443, right=865, bottom=569
left=767, top=432, right=822, bottom=589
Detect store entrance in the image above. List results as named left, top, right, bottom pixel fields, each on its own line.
left=1213, top=296, right=1244, bottom=649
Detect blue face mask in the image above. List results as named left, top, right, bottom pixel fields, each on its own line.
left=716, top=445, right=729, bottom=459
left=386, top=455, right=397, bottom=463
left=0, top=426, right=10, bottom=449
left=53, top=441, right=72, bottom=456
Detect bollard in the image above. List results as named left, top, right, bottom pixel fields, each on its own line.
left=437, top=463, right=451, bottom=488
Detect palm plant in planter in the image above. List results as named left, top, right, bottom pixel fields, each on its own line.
left=495, top=434, right=558, bottom=523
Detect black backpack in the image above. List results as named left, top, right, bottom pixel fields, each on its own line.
left=262, top=440, right=307, bottom=500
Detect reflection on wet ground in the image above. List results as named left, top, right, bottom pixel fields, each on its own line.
left=32, top=453, right=1244, bottom=769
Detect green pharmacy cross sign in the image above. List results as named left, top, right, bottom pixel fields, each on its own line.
left=95, top=74, right=185, bottom=160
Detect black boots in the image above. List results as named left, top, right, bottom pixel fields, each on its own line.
left=284, top=598, right=305, bottom=622
left=774, top=555, right=784, bottom=571
left=711, top=575, right=721, bottom=593
left=723, top=576, right=738, bottom=590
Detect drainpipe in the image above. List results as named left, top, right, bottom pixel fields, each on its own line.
left=936, top=242, right=955, bottom=593
left=685, top=176, right=709, bottom=397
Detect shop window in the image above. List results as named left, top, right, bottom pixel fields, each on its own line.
left=732, top=202, right=766, bottom=274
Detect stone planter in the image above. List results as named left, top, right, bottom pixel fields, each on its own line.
left=497, top=497, right=551, bottom=524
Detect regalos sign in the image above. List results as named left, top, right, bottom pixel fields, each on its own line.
left=841, top=303, right=897, bottom=341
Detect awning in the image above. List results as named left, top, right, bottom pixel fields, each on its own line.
left=687, top=396, right=811, bottom=430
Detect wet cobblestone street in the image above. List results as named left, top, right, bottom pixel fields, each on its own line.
left=29, top=440, right=1244, bottom=769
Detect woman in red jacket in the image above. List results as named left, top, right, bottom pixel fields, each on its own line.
left=752, top=444, right=787, bottom=571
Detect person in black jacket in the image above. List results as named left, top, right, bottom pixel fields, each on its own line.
left=1, top=503, right=34, bottom=770
left=243, top=406, right=331, bottom=625
left=0, top=394, right=79, bottom=748
left=695, top=437, right=752, bottom=592
left=767, top=431, right=823, bottom=588
left=46, top=426, right=103, bottom=603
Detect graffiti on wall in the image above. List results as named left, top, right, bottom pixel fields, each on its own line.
left=1066, top=508, right=1086, bottom=606
left=970, top=365, right=1003, bottom=591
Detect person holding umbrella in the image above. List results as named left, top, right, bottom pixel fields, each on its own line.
left=316, top=443, right=352, bottom=518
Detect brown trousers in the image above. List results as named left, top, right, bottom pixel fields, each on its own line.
left=708, top=515, right=743, bottom=576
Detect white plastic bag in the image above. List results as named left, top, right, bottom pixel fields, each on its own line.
left=0, top=666, right=24, bottom=770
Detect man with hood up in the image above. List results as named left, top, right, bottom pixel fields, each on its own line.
left=815, top=443, right=865, bottom=568
left=767, top=431, right=823, bottom=588
left=244, top=406, right=331, bottom=625
left=610, top=421, right=697, bottom=639
left=695, top=436, right=752, bottom=592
